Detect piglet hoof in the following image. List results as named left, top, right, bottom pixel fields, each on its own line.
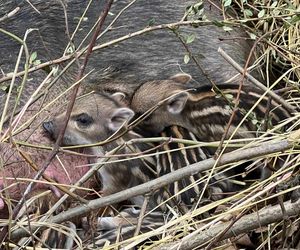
left=42, top=121, right=54, bottom=135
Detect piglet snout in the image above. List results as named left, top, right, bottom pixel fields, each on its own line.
left=43, top=121, right=54, bottom=135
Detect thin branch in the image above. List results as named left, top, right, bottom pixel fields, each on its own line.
left=214, top=27, right=282, bottom=157
left=205, top=208, right=248, bottom=250
left=218, top=48, right=296, bottom=113
left=0, top=19, right=214, bottom=84
left=0, top=7, right=20, bottom=22
left=0, top=29, right=30, bottom=134
left=204, top=34, right=267, bottom=209
left=173, top=30, right=218, bottom=89
left=23, top=143, right=125, bottom=243
left=134, top=194, right=151, bottom=237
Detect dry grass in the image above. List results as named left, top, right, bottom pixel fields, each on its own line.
left=0, top=0, right=300, bottom=249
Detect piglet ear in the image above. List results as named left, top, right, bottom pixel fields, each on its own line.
left=111, top=92, right=126, bottom=103
left=169, top=73, right=192, bottom=85
left=108, top=107, right=135, bottom=131
left=167, top=92, right=189, bottom=114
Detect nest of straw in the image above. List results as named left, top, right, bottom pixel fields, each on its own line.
left=0, top=0, right=300, bottom=249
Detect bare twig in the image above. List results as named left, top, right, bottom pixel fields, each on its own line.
left=25, top=143, right=125, bottom=244
left=0, top=7, right=20, bottom=22
left=134, top=194, right=151, bottom=237
left=278, top=195, right=289, bottom=247
left=218, top=48, right=296, bottom=113
left=214, top=27, right=280, bottom=157
left=0, top=19, right=214, bottom=84
left=198, top=32, right=267, bottom=211
left=0, top=29, right=30, bottom=134
left=173, top=30, right=218, bottom=89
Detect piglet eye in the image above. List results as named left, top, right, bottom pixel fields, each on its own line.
left=75, top=113, right=93, bottom=127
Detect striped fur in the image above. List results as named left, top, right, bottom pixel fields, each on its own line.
left=153, top=125, right=227, bottom=208
left=184, top=85, right=290, bottom=141
left=86, top=125, right=228, bottom=247
left=131, top=74, right=291, bottom=145
left=44, top=92, right=231, bottom=246
left=83, top=207, right=165, bottom=247
left=44, top=92, right=226, bottom=209
left=130, top=74, right=294, bottom=201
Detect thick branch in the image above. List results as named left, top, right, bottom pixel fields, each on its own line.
left=10, top=139, right=294, bottom=239
left=155, top=199, right=300, bottom=250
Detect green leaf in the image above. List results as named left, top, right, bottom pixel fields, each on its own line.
left=29, top=51, right=37, bottom=64
left=271, top=1, right=278, bottom=8
left=272, top=9, right=280, bottom=16
left=193, top=2, right=203, bottom=10
left=244, top=9, right=253, bottom=17
left=249, top=33, right=257, bottom=40
left=67, top=44, right=75, bottom=54
left=52, top=66, right=59, bottom=76
left=148, top=18, right=155, bottom=26
left=289, top=14, right=300, bottom=25
left=33, top=59, right=41, bottom=66
left=225, top=93, right=234, bottom=100
left=186, top=33, right=196, bottom=44
left=0, top=85, right=8, bottom=91
left=223, top=0, right=232, bottom=7
left=184, top=54, right=190, bottom=64
left=258, top=9, right=265, bottom=18
left=212, top=20, right=224, bottom=27
left=251, top=119, right=258, bottom=125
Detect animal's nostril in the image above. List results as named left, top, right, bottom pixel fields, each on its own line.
left=43, top=121, right=54, bottom=134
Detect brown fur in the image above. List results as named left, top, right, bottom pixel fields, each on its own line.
left=43, top=93, right=156, bottom=207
